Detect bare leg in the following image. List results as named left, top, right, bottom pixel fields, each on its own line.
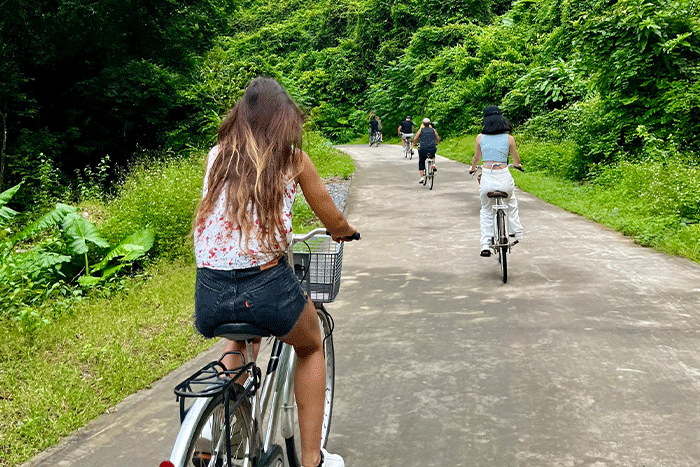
left=281, top=298, right=325, bottom=467
left=221, top=339, right=260, bottom=385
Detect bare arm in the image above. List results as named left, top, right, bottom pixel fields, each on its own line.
left=434, top=129, right=440, bottom=145
left=413, top=128, right=422, bottom=145
left=470, top=134, right=482, bottom=172
left=296, top=150, right=356, bottom=241
left=508, top=135, right=522, bottom=168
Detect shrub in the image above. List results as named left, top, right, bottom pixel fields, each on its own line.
left=103, top=154, right=204, bottom=261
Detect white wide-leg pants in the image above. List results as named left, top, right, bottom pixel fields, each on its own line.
left=478, top=167, right=523, bottom=249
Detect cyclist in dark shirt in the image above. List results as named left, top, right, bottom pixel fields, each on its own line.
left=398, top=116, right=415, bottom=152
left=369, top=116, right=381, bottom=142
left=413, top=118, right=439, bottom=183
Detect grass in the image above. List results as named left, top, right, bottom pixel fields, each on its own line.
left=0, top=260, right=211, bottom=466
left=304, top=130, right=355, bottom=178
left=0, top=131, right=354, bottom=467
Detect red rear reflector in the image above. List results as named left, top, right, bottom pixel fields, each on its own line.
left=160, top=462, right=175, bottom=467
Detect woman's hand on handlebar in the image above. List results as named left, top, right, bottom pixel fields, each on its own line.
left=331, top=231, right=361, bottom=242
left=327, top=224, right=360, bottom=242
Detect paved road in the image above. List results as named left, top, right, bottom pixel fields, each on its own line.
left=24, top=144, right=700, bottom=467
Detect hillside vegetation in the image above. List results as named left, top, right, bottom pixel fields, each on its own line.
left=1, top=0, right=699, bottom=465
left=3, top=0, right=698, bottom=238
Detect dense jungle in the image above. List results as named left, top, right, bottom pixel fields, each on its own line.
left=1, top=0, right=699, bottom=465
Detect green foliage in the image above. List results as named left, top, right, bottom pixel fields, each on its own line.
left=565, top=0, right=700, bottom=166
left=0, top=259, right=211, bottom=467
left=0, top=0, right=239, bottom=209
left=102, top=154, right=205, bottom=261
left=0, top=184, right=154, bottom=329
left=303, top=130, right=355, bottom=178
left=501, top=59, right=589, bottom=122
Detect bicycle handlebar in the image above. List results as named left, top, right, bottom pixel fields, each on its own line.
left=470, top=163, right=524, bottom=175
left=291, top=228, right=361, bottom=244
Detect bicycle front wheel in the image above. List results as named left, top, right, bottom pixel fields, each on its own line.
left=285, top=307, right=336, bottom=467
left=496, top=210, right=508, bottom=283
left=179, top=384, right=254, bottom=467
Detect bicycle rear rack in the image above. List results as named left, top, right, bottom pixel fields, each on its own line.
left=174, top=354, right=260, bottom=423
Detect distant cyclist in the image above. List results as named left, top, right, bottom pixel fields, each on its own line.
left=398, top=116, right=415, bottom=152
left=413, top=117, right=439, bottom=184
left=369, top=115, right=381, bottom=143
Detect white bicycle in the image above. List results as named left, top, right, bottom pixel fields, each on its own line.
left=401, top=133, right=413, bottom=159
left=473, top=164, right=523, bottom=283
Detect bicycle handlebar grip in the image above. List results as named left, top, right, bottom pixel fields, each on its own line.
left=325, top=230, right=361, bottom=241
left=514, top=165, right=525, bottom=173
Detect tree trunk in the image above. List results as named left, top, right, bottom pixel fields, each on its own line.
left=0, top=105, right=7, bottom=192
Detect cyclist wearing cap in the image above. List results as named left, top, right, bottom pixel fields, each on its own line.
left=413, top=117, right=439, bottom=184
left=398, top=116, right=415, bottom=153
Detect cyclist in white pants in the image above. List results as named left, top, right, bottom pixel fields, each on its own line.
left=398, top=116, right=415, bottom=152
left=469, top=105, right=523, bottom=257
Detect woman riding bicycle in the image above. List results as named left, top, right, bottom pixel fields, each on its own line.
left=192, top=76, right=357, bottom=467
left=469, top=105, right=523, bottom=257
left=413, top=117, right=439, bottom=184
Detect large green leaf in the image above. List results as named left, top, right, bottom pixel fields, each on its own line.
left=62, top=212, right=110, bottom=255
left=11, top=203, right=77, bottom=244
left=0, top=182, right=23, bottom=207
left=0, top=206, right=19, bottom=224
left=90, top=228, right=155, bottom=273
left=78, top=275, right=104, bottom=287
left=0, top=183, right=23, bottom=225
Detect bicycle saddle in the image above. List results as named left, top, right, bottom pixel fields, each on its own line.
left=487, top=191, right=508, bottom=198
left=213, top=323, right=272, bottom=340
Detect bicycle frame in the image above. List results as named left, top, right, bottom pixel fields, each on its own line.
left=491, top=203, right=509, bottom=250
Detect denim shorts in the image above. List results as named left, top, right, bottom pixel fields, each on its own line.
left=194, top=256, right=308, bottom=339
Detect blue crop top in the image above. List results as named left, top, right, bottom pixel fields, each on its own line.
left=480, top=133, right=509, bottom=163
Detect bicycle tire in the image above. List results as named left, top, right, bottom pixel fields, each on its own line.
left=180, top=384, right=254, bottom=467
left=285, top=307, right=335, bottom=467
left=496, top=210, right=508, bottom=283
left=427, top=163, right=434, bottom=190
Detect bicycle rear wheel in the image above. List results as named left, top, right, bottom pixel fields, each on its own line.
left=181, top=385, right=254, bottom=467
left=496, top=210, right=508, bottom=283
left=285, top=307, right=335, bottom=467
left=427, top=163, right=434, bottom=190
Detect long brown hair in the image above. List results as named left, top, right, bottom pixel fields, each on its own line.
left=194, top=77, right=305, bottom=252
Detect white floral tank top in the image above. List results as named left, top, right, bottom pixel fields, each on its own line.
left=194, top=146, right=296, bottom=270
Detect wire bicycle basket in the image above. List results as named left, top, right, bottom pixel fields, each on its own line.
left=293, top=236, right=344, bottom=303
